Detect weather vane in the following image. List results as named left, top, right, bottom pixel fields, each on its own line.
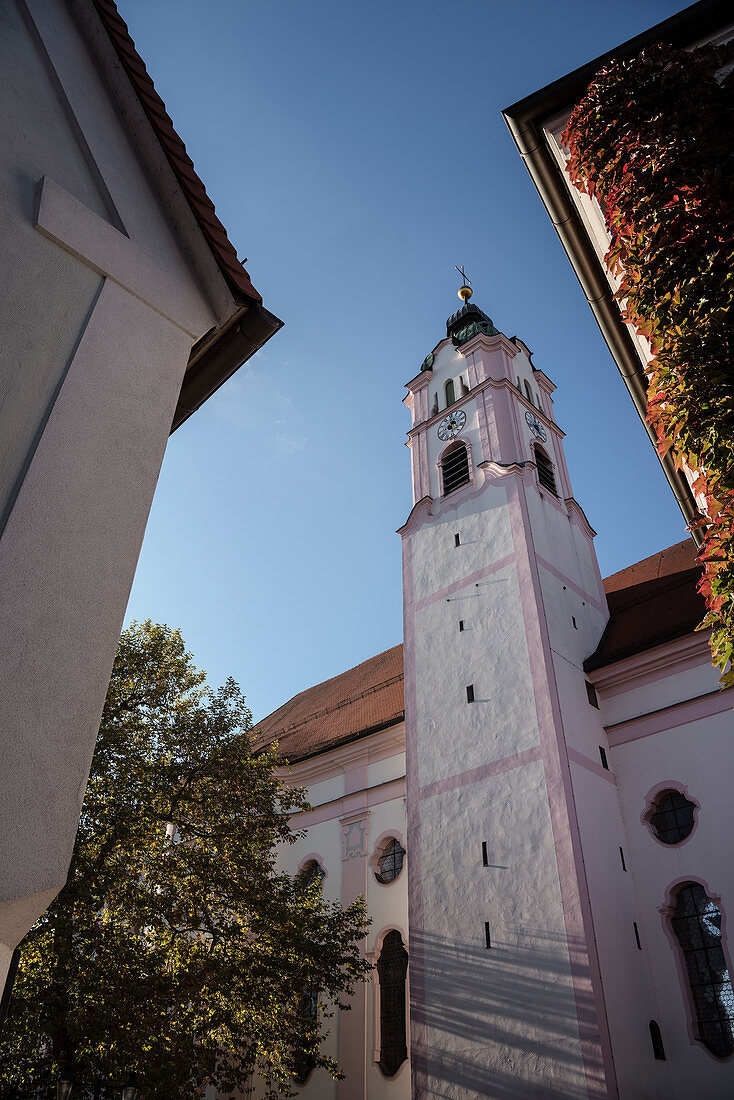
left=455, top=265, right=473, bottom=303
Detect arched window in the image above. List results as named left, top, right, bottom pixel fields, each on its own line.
left=649, top=1019, right=666, bottom=1060
left=293, top=984, right=318, bottom=1084
left=534, top=445, right=557, bottom=496
left=524, top=380, right=533, bottom=403
left=648, top=789, right=696, bottom=845
left=671, top=882, right=734, bottom=1058
left=375, top=838, right=405, bottom=884
left=299, top=859, right=325, bottom=891
left=444, top=378, right=455, bottom=407
left=377, top=931, right=408, bottom=1076
left=441, top=443, right=470, bottom=496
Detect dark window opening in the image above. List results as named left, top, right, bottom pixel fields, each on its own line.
left=620, top=847, right=627, bottom=872
left=649, top=789, right=696, bottom=845
left=466, top=684, right=474, bottom=703
left=572, top=616, right=577, bottom=629
left=441, top=443, right=470, bottom=496
left=482, top=841, right=488, bottom=866
left=484, top=922, right=492, bottom=949
left=445, top=378, right=455, bottom=407
left=455, top=532, right=461, bottom=546
left=599, top=746, right=609, bottom=771
left=633, top=922, right=642, bottom=950
left=377, top=931, right=408, bottom=1076
left=293, top=984, right=318, bottom=1084
left=585, top=681, right=599, bottom=708
left=649, top=1019, right=666, bottom=1060
left=524, top=380, right=533, bottom=403
left=299, top=859, right=325, bottom=892
left=534, top=445, right=557, bottom=496
left=671, top=882, right=734, bottom=1058
left=459, top=620, right=464, bottom=632
left=375, top=838, right=405, bottom=885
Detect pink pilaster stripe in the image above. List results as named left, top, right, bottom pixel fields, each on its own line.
left=413, top=551, right=515, bottom=613
left=418, top=745, right=542, bottom=801
left=401, top=537, right=429, bottom=1095
left=535, top=555, right=607, bottom=615
left=567, top=746, right=617, bottom=786
left=606, top=687, right=733, bottom=747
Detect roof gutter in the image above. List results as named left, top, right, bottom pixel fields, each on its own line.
left=171, top=301, right=283, bottom=433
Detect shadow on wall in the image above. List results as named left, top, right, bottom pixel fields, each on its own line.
left=410, top=928, right=592, bottom=1099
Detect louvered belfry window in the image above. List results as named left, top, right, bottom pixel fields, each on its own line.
left=534, top=445, right=557, bottom=496
left=441, top=443, right=470, bottom=495
left=377, top=930, right=408, bottom=1076
left=671, top=883, right=734, bottom=1058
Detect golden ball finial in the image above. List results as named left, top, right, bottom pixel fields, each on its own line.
left=458, top=283, right=473, bottom=303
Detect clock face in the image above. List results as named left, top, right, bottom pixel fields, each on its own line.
left=525, top=410, right=547, bottom=442
left=437, top=409, right=466, bottom=441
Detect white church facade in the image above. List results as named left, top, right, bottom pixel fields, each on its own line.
left=252, top=296, right=734, bottom=1100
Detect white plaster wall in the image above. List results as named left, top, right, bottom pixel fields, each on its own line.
left=610, top=708, right=734, bottom=1096
left=410, top=481, right=513, bottom=602
left=413, top=560, right=537, bottom=786
left=368, top=753, right=406, bottom=789
left=418, top=762, right=586, bottom=1098
left=253, top=762, right=409, bottom=1100
left=600, top=661, right=720, bottom=728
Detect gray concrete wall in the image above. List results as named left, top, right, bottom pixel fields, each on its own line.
left=0, top=0, right=233, bottom=987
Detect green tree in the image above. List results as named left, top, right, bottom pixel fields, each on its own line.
left=0, top=622, right=369, bottom=1098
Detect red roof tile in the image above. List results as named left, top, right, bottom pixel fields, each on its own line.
left=256, top=542, right=706, bottom=761
left=91, top=0, right=261, bottom=304
left=254, top=646, right=404, bottom=763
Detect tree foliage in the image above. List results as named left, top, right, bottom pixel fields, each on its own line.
left=562, top=42, right=734, bottom=684
left=0, top=622, right=370, bottom=1097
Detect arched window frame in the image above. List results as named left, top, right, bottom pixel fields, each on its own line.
left=370, top=831, right=407, bottom=887
left=641, top=782, right=700, bottom=848
left=297, top=854, right=328, bottom=889
left=437, top=438, right=474, bottom=497
left=660, top=876, right=734, bottom=1061
left=444, top=378, right=456, bottom=407
left=370, top=927, right=409, bottom=1079
left=533, top=444, right=558, bottom=497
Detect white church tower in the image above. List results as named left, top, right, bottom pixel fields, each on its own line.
left=399, top=285, right=656, bottom=1099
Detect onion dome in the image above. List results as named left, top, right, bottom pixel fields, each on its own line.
left=446, top=301, right=500, bottom=346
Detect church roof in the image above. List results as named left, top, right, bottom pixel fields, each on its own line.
left=585, top=539, right=704, bottom=671
left=255, top=542, right=704, bottom=762
left=253, top=645, right=404, bottom=763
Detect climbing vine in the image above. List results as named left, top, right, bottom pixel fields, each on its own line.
left=562, top=42, right=734, bottom=685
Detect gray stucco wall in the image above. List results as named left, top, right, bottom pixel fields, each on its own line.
left=0, top=0, right=230, bottom=987
left=0, top=0, right=106, bottom=525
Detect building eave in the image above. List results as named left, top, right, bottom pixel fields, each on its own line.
left=502, top=0, right=732, bottom=541
left=172, top=302, right=283, bottom=432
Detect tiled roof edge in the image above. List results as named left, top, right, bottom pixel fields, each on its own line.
left=91, top=0, right=262, bottom=304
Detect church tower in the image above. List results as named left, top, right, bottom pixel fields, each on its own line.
left=399, top=288, right=651, bottom=1098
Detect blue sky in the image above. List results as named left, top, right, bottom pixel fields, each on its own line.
left=123, top=0, right=693, bottom=721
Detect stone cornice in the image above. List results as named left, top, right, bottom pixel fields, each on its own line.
left=589, top=630, right=713, bottom=696
left=405, top=376, right=564, bottom=440
left=277, top=721, right=406, bottom=787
